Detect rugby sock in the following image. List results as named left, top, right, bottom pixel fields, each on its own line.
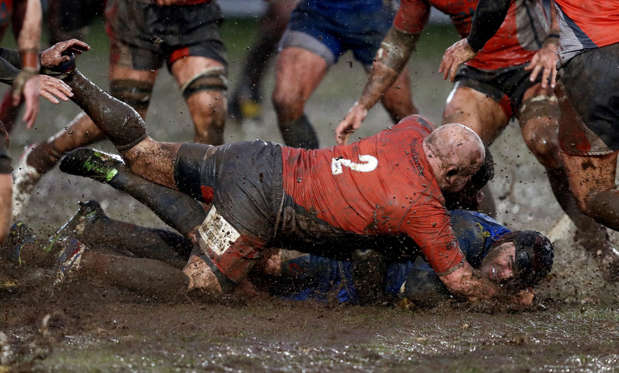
left=74, top=201, right=191, bottom=267
left=64, top=71, right=147, bottom=152
left=279, top=114, right=319, bottom=149
left=60, top=148, right=206, bottom=236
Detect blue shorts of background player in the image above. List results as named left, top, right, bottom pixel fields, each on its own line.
left=280, top=0, right=395, bottom=67
left=276, top=210, right=553, bottom=305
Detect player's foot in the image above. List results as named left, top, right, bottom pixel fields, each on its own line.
left=53, top=237, right=88, bottom=286
left=594, top=245, right=619, bottom=282
left=4, top=222, right=36, bottom=265
left=46, top=200, right=104, bottom=253
left=575, top=228, right=619, bottom=282
left=59, top=148, right=123, bottom=182
left=228, top=93, right=263, bottom=122
left=12, top=145, right=42, bottom=218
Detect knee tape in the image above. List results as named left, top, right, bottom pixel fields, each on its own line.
left=109, top=79, right=154, bottom=113
left=518, top=94, right=560, bottom=125
left=180, top=67, right=228, bottom=100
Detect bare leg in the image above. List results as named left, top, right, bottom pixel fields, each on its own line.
left=272, top=47, right=327, bottom=148
left=171, top=56, right=227, bottom=145
left=380, top=66, right=417, bottom=123
left=230, top=0, right=296, bottom=121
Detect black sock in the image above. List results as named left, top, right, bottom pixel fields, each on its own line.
left=279, top=114, right=319, bottom=149
left=108, top=167, right=206, bottom=236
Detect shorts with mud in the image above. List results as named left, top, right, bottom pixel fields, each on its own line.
left=105, top=0, right=227, bottom=71
left=559, top=43, right=619, bottom=154
left=455, top=63, right=538, bottom=118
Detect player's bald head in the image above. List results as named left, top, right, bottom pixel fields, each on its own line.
left=423, top=123, right=485, bottom=193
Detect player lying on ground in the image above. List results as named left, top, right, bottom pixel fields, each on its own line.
left=44, top=51, right=536, bottom=304
left=7, top=200, right=548, bottom=305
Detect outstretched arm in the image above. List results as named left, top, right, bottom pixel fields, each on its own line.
left=13, top=0, right=42, bottom=104
left=335, top=0, right=429, bottom=145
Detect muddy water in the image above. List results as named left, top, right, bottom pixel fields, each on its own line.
left=1, top=21, right=618, bottom=371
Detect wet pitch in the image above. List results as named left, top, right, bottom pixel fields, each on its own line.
left=1, top=20, right=618, bottom=372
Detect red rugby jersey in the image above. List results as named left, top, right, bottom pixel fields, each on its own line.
left=555, top=0, right=619, bottom=48
left=281, top=115, right=464, bottom=274
left=394, top=0, right=548, bottom=71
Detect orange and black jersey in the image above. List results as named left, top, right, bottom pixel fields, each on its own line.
left=280, top=115, right=464, bottom=274
left=394, top=0, right=550, bottom=71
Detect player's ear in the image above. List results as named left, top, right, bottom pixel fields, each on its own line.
left=445, top=166, right=459, bottom=185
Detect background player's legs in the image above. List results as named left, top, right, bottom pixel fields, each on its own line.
left=229, top=0, right=296, bottom=122
left=12, top=60, right=157, bottom=217
left=171, top=56, right=227, bottom=145
left=272, top=47, right=327, bottom=148
left=0, top=0, right=26, bottom=133
left=379, top=66, right=417, bottom=123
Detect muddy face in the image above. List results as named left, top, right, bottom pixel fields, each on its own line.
left=480, top=242, right=516, bottom=283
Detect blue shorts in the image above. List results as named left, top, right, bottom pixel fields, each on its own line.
left=279, top=0, right=395, bottom=66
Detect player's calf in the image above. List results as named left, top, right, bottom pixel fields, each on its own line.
left=519, top=94, right=561, bottom=169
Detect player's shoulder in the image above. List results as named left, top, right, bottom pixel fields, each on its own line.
left=391, top=114, right=435, bottom=136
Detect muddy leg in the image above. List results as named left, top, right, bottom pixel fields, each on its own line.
left=80, top=250, right=189, bottom=301
left=379, top=66, right=417, bottom=123
left=272, top=47, right=326, bottom=148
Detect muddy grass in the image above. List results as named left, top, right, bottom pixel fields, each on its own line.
left=1, top=20, right=618, bottom=372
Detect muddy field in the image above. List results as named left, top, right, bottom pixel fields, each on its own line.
left=1, top=19, right=618, bottom=372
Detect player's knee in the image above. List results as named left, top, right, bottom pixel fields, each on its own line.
left=183, top=255, right=225, bottom=295
left=181, top=66, right=227, bottom=101
left=519, top=95, right=560, bottom=168
left=110, top=79, right=154, bottom=114
left=271, top=87, right=304, bottom=122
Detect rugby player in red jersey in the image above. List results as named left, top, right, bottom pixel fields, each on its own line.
left=44, top=52, right=533, bottom=304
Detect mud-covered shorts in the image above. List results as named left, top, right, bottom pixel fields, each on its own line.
left=559, top=43, right=619, bottom=155
left=0, top=124, right=10, bottom=174
left=105, top=0, right=227, bottom=71
left=280, top=1, right=394, bottom=67
left=173, top=140, right=283, bottom=286
left=47, top=0, right=103, bottom=33
left=455, top=63, right=538, bottom=118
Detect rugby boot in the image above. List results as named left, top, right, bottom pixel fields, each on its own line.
left=574, top=227, right=619, bottom=282
left=3, top=222, right=36, bottom=265
left=12, top=145, right=42, bottom=218
left=45, top=200, right=104, bottom=254
left=228, top=89, right=263, bottom=123
left=59, top=148, right=123, bottom=183
left=53, top=236, right=88, bottom=286
left=12, top=142, right=67, bottom=218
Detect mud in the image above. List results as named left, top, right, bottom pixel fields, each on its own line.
left=1, top=21, right=618, bottom=371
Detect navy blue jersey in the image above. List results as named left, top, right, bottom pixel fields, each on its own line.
left=280, top=210, right=510, bottom=303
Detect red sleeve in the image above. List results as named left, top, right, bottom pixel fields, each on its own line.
left=402, top=203, right=464, bottom=275
left=394, top=0, right=431, bottom=34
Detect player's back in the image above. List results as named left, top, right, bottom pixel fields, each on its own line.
left=279, top=115, right=444, bottom=245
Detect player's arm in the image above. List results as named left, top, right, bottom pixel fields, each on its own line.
left=13, top=0, right=43, bottom=102
left=439, top=0, right=511, bottom=81
left=0, top=133, right=12, bottom=244
left=403, top=208, right=531, bottom=305
left=525, top=1, right=560, bottom=88
left=335, top=0, right=429, bottom=145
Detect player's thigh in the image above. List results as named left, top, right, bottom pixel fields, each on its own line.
left=443, top=85, right=508, bottom=144
left=123, top=138, right=182, bottom=190
left=170, top=56, right=227, bottom=116
left=273, top=47, right=328, bottom=108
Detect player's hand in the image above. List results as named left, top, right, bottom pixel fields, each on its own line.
left=40, top=39, right=90, bottom=69
left=11, top=68, right=37, bottom=106
left=525, top=39, right=559, bottom=89
left=511, top=288, right=535, bottom=306
left=439, top=39, right=476, bottom=82
left=335, top=103, right=368, bottom=145
left=22, top=75, right=73, bottom=128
